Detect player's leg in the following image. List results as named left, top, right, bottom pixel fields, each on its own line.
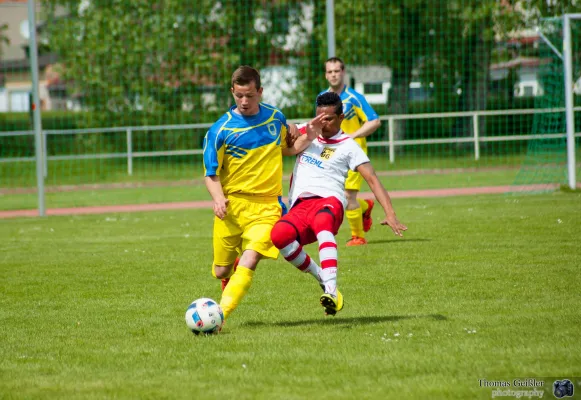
left=219, top=250, right=260, bottom=319
left=220, top=200, right=281, bottom=319
left=222, top=196, right=287, bottom=291
left=212, top=221, right=243, bottom=320
left=270, top=205, right=322, bottom=286
left=211, top=211, right=242, bottom=282
left=345, top=171, right=367, bottom=246
left=310, top=197, right=344, bottom=315
left=210, top=198, right=250, bottom=319
left=353, top=139, right=374, bottom=233
left=221, top=252, right=240, bottom=291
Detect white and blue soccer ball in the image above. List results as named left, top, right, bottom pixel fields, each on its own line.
left=185, top=298, right=224, bottom=335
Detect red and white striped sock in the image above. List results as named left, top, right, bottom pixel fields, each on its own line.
left=317, top=230, right=338, bottom=296
left=280, top=240, right=322, bottom=282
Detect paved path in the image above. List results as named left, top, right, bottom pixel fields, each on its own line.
left=0, top=184, right=562, bottom=219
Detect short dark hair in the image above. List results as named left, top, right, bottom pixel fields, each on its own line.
left=325, top=57, right=345, bottom=70
left=231, top=66, right=261, bottom=89
left=316, top=92, right=343, bottom=115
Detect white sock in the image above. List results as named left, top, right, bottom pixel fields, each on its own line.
left=316, top=230, right=338, bottom=296
left=319, top=267, right=337, bottom=296
left=280, top=241, right=322, bottom=283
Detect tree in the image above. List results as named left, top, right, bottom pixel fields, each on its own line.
left=448, top=0, right=581, bottom=139
left=520, top=0, right=581, bottom=21
left=42, top=1, right=227, bottom=125
left=294, top=0, right=327, bottom=117
left=325, top=0, right=526, bottom=142
left=42, top=0, right=314, bottom=124
left=327, top=0, right=432, bottom=142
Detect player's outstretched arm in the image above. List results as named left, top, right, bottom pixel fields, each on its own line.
left=204, top=175, right=229, bottom=220
left=282, top=114, right=326, bottom=156
left=350, top=119, right=381, bottom=140
left=357, top=162, right=407, bottom=237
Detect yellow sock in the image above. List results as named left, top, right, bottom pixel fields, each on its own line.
left=357, top=198, right=369, bottom=214
left=219, top=266, right=254, bottom=319
left=346, top=208, right=364, bottom=238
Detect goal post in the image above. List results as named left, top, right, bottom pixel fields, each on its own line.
left=513, top=14, right=580, bottom=192
left=563, top=13, right=580, bottom=190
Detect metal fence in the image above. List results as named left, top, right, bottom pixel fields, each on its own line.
left=2, top=2, right=581, bottom=215
left=1, top=107, right=579, bottom=177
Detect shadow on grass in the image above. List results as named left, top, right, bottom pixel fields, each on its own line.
left=242, top=313, right=447, bottom=329
left=366, top=238, right=431, bottom=245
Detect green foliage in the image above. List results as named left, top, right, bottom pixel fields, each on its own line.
left=40, top=0, right=314, bottom=125
left=38, top=0, right=581, bottom=123
left=0, top=111, right=213, bottom=157
left=42, top=0, right=231, bottom=124
left=0, top=111, right=81, bottom=131
left=525, top=0, right=581, bottom=21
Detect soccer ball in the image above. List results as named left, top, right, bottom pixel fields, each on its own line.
left=185, top=298, right=224, bottom=335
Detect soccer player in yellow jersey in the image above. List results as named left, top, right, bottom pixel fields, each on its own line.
left=203, top=66, right=323, bottom=321
left=319, top=57, right=381, bottom=246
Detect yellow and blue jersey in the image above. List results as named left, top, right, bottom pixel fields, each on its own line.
left=203, top=103, right=289, bottom=198
left=318, top=85, right=378, bottom=152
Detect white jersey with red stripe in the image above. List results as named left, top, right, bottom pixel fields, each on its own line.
left=289, top=124, right=369, bottom=209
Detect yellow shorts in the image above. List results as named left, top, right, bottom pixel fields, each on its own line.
left=212, top=194, right=282, bottom=266
left=345, top=137, right=367, bottom=191
left=345, top=170, right=363, bottom=191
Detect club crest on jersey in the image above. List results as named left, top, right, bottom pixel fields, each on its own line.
left=299, top=154, right=324, bottom=169
left=320, top=147, right=336, bottom=160
left=267, top=123, right=278, bottom=136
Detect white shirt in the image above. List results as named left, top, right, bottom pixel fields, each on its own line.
left=289, top=129, right=370, bottom=209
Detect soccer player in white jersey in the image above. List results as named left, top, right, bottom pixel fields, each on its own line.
left=270, top=92, right=407, bottom=316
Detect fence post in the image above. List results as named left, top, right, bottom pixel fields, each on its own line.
left=326, top=0, right=335, bottom=58
left=126, top=128, right=133, bottom=176
left=28, top=0, right=45, bottom=216
left=388, top=117, right=395, bottom=163
left=42, top=130, right=48, bottom=178
left=473, top=114, right=480, bottom=161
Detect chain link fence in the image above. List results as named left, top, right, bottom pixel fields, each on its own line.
left=0, top=0, right=580, bottom=211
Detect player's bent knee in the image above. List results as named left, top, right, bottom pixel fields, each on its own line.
left=312, top=209, right=335, bottom=233
left=270, top=221, right=297, bottom=249
left=212, top=264, right=234, bottom=279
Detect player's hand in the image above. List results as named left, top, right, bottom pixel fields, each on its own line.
left=305, top=113, right=326, bottom=140
left=213, top=198, right=229, bottom=220
left=380, top=214, right=407, bottom=237
left=287, top=123, right=300, bottom=147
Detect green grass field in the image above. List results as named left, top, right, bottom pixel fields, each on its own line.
left=0, top=151, right=529, bottom=188
left=1, top=192, right=580, bottom=399
left=0, top=168, right=522, bottom=211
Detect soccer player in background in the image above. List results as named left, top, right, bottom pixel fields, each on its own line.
left=203, top=66, right=324, bottom=321
left=270, top=92, right=406, bottom=316
left=319, top=57, right=381, bottom=246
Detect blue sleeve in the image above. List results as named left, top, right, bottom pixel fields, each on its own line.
left=353, top=91, right=378, bottom=122
left=203, top=124, right=225, bottom=176
left=277, top=110, right=289, bottom=148
left=279, top=110, right=289, bottom=132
